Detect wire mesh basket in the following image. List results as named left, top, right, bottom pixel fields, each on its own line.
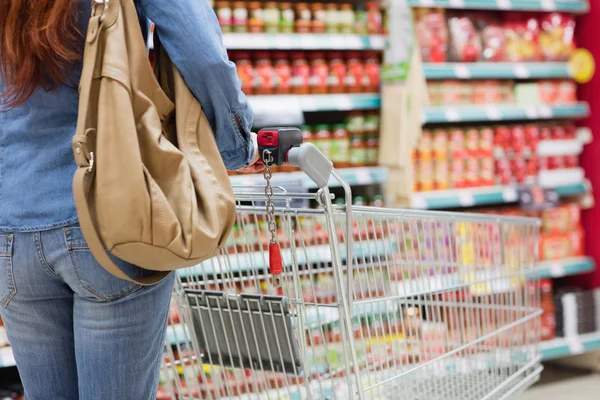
left=160, top=142, right=542, bottom=400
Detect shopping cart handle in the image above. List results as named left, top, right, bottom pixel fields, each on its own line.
left=257, top=127, right=303, bottom=166
left=287, top=143, right=333, bottom=189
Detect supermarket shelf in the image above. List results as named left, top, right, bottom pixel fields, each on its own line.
left=424, top=62, right=572, bottom=80
left=531, top=256, right=596, bottom=279
left=249, top=93, right=380, bottom=112
left=223, top=33, right=386, bottom=50
left=541, top=331, right=600, bottom=360
left=410, top=181, right=589, bottom=209
left=422, top=102, right=590, bottom=124
left=0, top=346, right=15, bottom=368
left=406, top=0, right=589, bottom=13
left=230, top=167, right=388, bottom=189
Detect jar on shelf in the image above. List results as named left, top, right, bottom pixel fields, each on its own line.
left=301, top=125, right=314, bottom=143
left=328, top=52, right=347, bottom=94
left=311, top=3, right=327, bottom=34
left=346, top=111, right=365, bottom=135
left=263, top=2, right=280, bottom=33
left=366, top=2, right=382, bottom=34
left=363, top=52, right=380, bottom=93
left=254, top=52, right=275, bottom=95
left=354, top=3, right=368, bottom=35
left=290, top=52, right=310, bottom=95
left=280, top=2, right=295, bottom=33
left=339, top=4, right=355, bottom=34
left=345, top=52, right=364, bottom=93
left=273, top=52, right=292, bottom=95
left=350, top=134, right=367, bottom=166
left=364, top=112, right=380, bottom=135
left=215, top=1, right=232, bottom=33
left=231, top=51, right=254, bottom=95
left=248, top=2, right=264, bottom=33
left=232, top=2, right=248, bottom=33
left=314, top=125, right=332, bottom=160
left=331, top=124, right=350, bottom=168
left=366, top=134, right=380, bottom=166
left=326, top=3, right=339, bottom=34
left=295, top=3, right=311, bottom=25
left=309, top=52, right=329, bottom=95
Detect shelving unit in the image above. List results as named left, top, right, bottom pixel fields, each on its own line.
left=423, top=62, right=573, bottom=80
left=541, top=331, right=600, bottom=360
left=422, top=102, right=590, bottom=124
left=222, top=33, right=387, bottom=50
left=405, top=0, right=589, bottom=12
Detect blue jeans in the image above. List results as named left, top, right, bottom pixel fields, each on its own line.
left=0, top=226, right=175, bottom=400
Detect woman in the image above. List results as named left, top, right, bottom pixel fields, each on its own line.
left=0, top=0, right=259, bottom=398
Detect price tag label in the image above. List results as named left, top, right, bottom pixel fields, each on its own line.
left=276, top=35, right=294, bottom=49
left=454, top=64, right=471, bottom=79
left=514, top=64, right=531, bottom=79
left=299, top=34, right=318, bottom=49
left=538, top=105, right=554, bottom=119
left=345, top=35, right=363, bottom=50
left=550, top=261, right=565, bottom=277
left=485, top=106, right=502, bottom=121
left=540, top=0, right=556, bottom=10
left=502, top=188, right=518, bottom=203
left=253, top=35, right=269, bottom=49
left=298, top=96, right=318, bottom=111
left=449, top=0, right=466, bottom=8
left=444, top=108, right=461, bottom=122
left=458, top=191, right=475, bottom=207
left=334, top=95, right=353, bottom=110
left=566, top=337, right=584, bottom=355
left=525, top=107, right=539, bottom=119
left=496, top=0, right=512, bottom=9
left=355, top=169, right=373, bottom=185
left=411, top=196, right=428, bottom=209
left=330, top=34, right=346, bottom=49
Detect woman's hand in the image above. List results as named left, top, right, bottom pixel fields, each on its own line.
left=236, top=132, right=265, bottom=174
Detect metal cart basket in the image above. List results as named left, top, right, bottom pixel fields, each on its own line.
left=160, top=139, right=542, bottom=400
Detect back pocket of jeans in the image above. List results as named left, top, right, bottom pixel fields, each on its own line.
left=64, top=227, right=143, bottom=302
left=0, top=235, right=16, bottom=307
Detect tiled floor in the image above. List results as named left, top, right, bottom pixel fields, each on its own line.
left=517, top=366, right=600, bottom=400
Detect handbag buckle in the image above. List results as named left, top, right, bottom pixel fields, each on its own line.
left=91, top=0, right=109, bottom=20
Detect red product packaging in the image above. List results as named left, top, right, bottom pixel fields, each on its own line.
left=479, top=127, right=494, bottom=157
left=414, top=8, right=448, bottom=63
left=451, top=159, right=466, bottom=188
left=345, top=52, right=365, bottom=93
left=511, top=125, right=526, bottom=154
left=496, top=160, right=513, bottom=185
left=465, top=158, right=479, bottom=187
left=273, top=52, right=292, bottom=94
left=254, top=52, right=275, bottom=94
left=552, top=124, right=567, bottom=139
left=449, top=128, right=465, bottom=158
left=564, top=122, right=577, bottom=139
left=447, top=12, right=482, bottom=62
left=538, top=156, right=550, bottom=171
left=548, top=156, right=565, bottom=170
left=526, top=157, right=538, bottom=178
left=542, top=203, right=581, bottom=233
left=465, top=128, right=480, bottom=157
left=524, top=124, right=540, bottom=151
left=556, top=80, right=577, bottom=103
left=540, top=13, right=576, bottom=62
left=564, top=155, right=579, bottom=168
left=511, top=157, right=527, bottom=183
left=309, top=52, right=329, bottom=94
left=363, top=51, right=381, bottom=93
left=539, top=80, right=557, bottom=103
left=475, top=12, right=506, bottom=62
left=540, top=233, right=571, bottom=260
left=494, top=126, right=511, bottom=151
left=290, top=52, right=311, bottom=94
left=505, top=13, right=541, bottom=62
left=231, top=51, right=255, bottom=95
left=539, top=125, right=553, bottom=140
left=479, top=158, right=495, bottom=187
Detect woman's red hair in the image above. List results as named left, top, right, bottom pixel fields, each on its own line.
left=0, top=0, right=80, bottom=107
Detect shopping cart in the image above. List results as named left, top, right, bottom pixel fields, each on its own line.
left=160, top=128, right=543, bottom=400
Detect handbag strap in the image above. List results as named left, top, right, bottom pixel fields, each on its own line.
left=72, top=0, right=169, bottom=286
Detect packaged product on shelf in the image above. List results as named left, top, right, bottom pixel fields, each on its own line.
left=263, top=1, right=280, bottom=33
left=525, top=124, right=540, bottom=151
left=511, top=125, right=526, bottom=153
left=311, top=3, right=327, bottom=33
left=418, top=160, right=434, bottom=192
left=511, top=156, right=527, bottom=184
left=309, top=52, right=329, bottom=94
left=331, top=124, right=350, bottom=168
left=291, top=52, right=310, bottom=95
left=451, top=159, right=465, bottom=189
left=294, top=2, right=311, bottom=33
left=366, top=2, right=383, bottom=34
left=417, top=130, right=432, bottom=160
left=541, top=203, right=581, bottom=233
left=449, top=128, right=465, bottom=158
left=432, top=129, right=448, bottom=160
left=434, top=160, right=449, bottom=190
left=505, top=13, right=541, bottom=62
left=232, top=1, right=248, bottom=33
left=231, top=52, right=254, bottom=95
left=447, top=12, right=482, bottom=62
left=479, top=127, right=494, bottom=157
left=345, top=52, right=365, bottom=93
left=346, top=111, right=365, bottom=134
left=215, top=1, right=233, bottom=33
left=465, top=128, right=479, bottom=157
left=339, top=4, right=356, bottom=34
left=328, top=52, right=347, bottom=94
left=414, top=8, right=447, bottom=63
left=366, top=134, right=379, bottom=166
left=273, top=52, right=292, bottom=94
left=314, top=124, right=332, bottom=160
left=480, top=158, right=495, bottom=187
left=465, top=158, right=479, bottom=187
left=254, top=52, right=274, bottom=94
left=280, top=2, right=295, bottom=33
left=476, top=13, right=506, bottom=62
left=350, top=133, right=367, bottom=167
left=364, top=52, right=381, bottom=93
left=248, top=1, right=264, bottom=33
left=326, top=3, right=339, bottom=33
left=354, top=3, right=368, bottom=35
left=539, top=13, right=576, bottom=61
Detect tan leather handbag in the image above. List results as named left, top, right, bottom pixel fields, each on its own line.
left=72, top=0, right=237, bottom=285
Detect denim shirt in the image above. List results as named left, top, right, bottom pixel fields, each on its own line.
left=0, top=0, right=254, bottom=232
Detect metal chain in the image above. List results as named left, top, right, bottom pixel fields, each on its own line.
left=262, top=150, right=277, bottom=244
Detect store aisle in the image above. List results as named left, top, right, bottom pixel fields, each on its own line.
left=517, top=375, right=600, bottom=400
